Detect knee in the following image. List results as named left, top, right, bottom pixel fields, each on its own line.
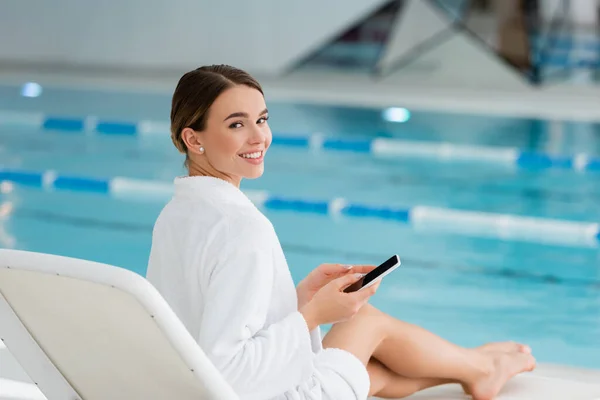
left=354, top=304, right=391, bottom=330
left=358, top=303, right=385, bottom=319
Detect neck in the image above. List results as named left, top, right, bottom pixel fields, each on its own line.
left=187, top=159, right=241, bottom=188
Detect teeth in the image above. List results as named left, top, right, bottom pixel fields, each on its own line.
left=240, top=151, right=262, bottom=159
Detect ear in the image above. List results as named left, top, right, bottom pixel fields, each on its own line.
left=181, top=127, right=203, bottom=156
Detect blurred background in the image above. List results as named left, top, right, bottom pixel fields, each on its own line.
left=0, top=0, right=599, bottom=394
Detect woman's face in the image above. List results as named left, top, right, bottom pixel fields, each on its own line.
left=189, top=85, right=272, bottom=183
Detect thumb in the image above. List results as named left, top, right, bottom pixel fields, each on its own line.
left=335, top=273, right=364, bottom=290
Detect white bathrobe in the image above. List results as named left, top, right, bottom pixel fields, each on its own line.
left=146, top=176, right=370, bottom=400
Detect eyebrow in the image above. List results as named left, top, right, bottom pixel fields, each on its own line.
left=223, top=108, right=268, bottom=122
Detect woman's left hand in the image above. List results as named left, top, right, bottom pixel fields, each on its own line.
left=296, top=263, right=376, bottom=310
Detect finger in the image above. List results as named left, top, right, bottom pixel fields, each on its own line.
left=352, top=280, right=380, bottom=300
left=349, top=264, right=377, bottom=274
left=338, top=264, right=354, bottom=275
left=318, top=263, right=353, bottom=276
left=338, top=265, right=355, bottom=276
left=335, top=273, right=365, bottom=289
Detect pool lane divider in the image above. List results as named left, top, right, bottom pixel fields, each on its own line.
left=1, top=168, right=598, bottom=247
left=1, top=110, right=599, bottom=172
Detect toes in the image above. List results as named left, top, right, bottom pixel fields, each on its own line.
left=528, top=358, right=537, bottom=372
left=505, top=341, right=522, bottom=353
left=518, top=353, right=536, bottom=373
left=484, top=341, right=519, bottom=353
left=488, top=341, right=531, bottom=354
left=518, top=344, right=532, bottom=354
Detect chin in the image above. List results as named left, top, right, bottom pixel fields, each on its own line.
left=243, top=166, right=265, bottom=180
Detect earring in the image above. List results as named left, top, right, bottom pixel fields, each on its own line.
left=199, top=146, right=205, bottom=154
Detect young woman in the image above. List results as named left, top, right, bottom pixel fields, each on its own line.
left=146, top=65, right=535, bottom=400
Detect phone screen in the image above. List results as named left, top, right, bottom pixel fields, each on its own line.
left=343, top=255, right=400, bottom=293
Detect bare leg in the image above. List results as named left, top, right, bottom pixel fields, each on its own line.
left=477, top=342, right=531, bottom=354
left=368, top=343, right=531, bottom=398
left=368, top=357, right=455, bottom=398
left=323, top=304, right=535, bottom=400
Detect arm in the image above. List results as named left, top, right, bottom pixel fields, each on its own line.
left=198, top=221, right=314, bottom=398
left=296, top=263, right=378, bottom=331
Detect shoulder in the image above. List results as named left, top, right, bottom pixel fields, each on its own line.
left=207, top=207, right=278, bottom=285
left=153, top=194, right=277, bottom=257
left=218, top=205, right=276, bottom=249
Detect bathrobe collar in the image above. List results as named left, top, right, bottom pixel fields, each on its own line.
left=173, top=175, right=255, bottom=208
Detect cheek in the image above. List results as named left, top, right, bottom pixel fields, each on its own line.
left=208, top=134, right=241, bottom=158
left=265, top=129, right=273, bottom=148
left=225, top=139, right=243, bottom=158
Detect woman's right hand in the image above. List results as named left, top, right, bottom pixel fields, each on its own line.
left=299, top=273, right=380, bottom=331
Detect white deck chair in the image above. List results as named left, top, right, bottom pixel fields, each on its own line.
left=2, top=249, right=600, bottom=400
left=0, top=249, right=239, bottom=400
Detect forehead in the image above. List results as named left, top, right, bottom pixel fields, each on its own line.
left=209, top=85, right=266, bottom=118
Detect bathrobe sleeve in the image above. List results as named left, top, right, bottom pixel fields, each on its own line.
left=197, top=218, right=315, bottom=398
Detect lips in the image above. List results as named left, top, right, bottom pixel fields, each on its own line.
left=238, top=150, right=265, bottom=165
left=238, top=150, right=263, bottom=159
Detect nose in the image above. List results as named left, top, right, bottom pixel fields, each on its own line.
left=249, top=124, right=268, bottom=144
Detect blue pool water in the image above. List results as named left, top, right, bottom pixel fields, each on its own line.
left=0, top=84, right=599, bottom=370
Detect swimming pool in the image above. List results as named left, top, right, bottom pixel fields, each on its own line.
left=0, top=84, right=599, bottom=371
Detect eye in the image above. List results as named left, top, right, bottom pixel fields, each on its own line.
left=257, top=115, right=269, bottom=124
left=229, top=121, right=243, bottom=129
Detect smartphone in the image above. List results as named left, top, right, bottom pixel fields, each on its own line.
left=343, top=255, right=401, bottom=293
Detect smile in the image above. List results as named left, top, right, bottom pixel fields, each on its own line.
left=238, top=150, right=265, bottom=164
left=239, top=151, right=263, bottom=159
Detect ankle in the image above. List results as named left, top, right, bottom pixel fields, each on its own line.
left=464, top=350, right=494, bottom=384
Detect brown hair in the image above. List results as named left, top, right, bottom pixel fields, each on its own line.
left=170, top=64, right=264, bottom=166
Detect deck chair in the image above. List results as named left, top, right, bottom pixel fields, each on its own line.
left=2, top=249, right=600, bottom=400
left=0, top=249, right=239, bottom=400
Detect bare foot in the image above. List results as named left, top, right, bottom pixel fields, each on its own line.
left=467, top=352, right=536, bottom=400
left=477, top=341, right=531, bottom=354
left=461, top=343, right=531, bottom=395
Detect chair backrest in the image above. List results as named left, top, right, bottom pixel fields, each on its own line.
left=0, top=249, right=239, bottom=400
